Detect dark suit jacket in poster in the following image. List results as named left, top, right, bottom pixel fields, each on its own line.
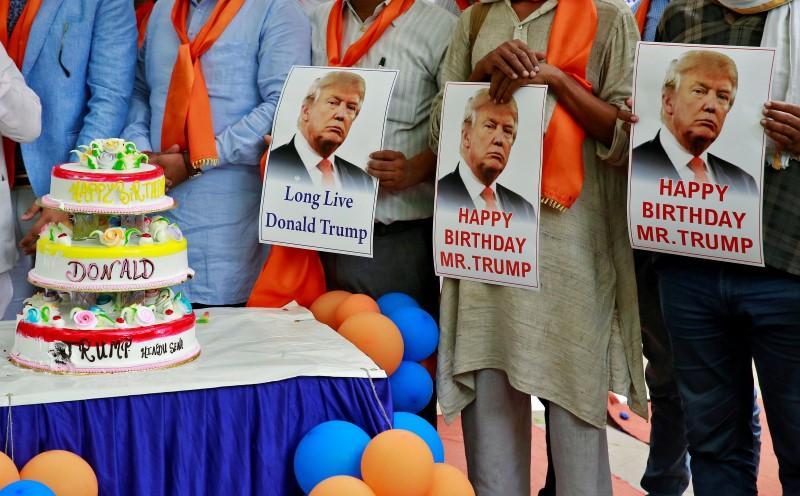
left=266, top=137, right=374, bottom=194
left=632, top=131, right=759, bottom=196
left=437, top=167, right=537, bottom=225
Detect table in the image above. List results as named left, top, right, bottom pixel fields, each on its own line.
left=0, top=307, right=392, bottom=495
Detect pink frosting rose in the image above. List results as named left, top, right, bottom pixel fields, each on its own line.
left=73, top=310, right=98, bottom=330
left=135, top=306, right=156, bottom=326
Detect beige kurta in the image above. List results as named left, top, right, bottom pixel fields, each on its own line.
left=430, top=0, right=647, bottom=428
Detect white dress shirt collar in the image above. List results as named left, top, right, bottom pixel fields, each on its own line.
left=659, top=126, right=716, bottom=184
left=294, top=132, right=341, bottom=189
left=458, top=159, right=503, bottom=211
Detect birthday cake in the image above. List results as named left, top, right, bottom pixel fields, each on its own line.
left=10, top=139, right=200, bottom=373
left=41, top=138, right=173, bottom=214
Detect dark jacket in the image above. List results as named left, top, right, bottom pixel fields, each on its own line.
left=437, top=166, right=537, bottom=225
left=266, top=137, right=374, bottom=194
left=632, top=131, right=758, bottom=196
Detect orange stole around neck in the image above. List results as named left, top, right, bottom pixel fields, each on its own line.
left=0, top=0, right=43, bottom=189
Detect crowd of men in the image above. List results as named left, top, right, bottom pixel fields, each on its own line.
left=0, top=0, right=798, bottom=495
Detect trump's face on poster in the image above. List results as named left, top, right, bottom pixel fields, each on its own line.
left=460, top=90, right=518, bottom=186
left=299, top=71, right=366, bottom=158
left=661, top=50, right=737, bottom=157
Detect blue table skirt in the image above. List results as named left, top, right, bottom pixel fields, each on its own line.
left=0, top=376, right=392, bottom=496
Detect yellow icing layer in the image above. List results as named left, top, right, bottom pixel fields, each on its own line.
left=37, top=237, right=187, bottom=259
left=66, top=176, right=165, bottom=205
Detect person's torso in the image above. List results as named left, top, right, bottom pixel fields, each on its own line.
left=17, top=0, right=136, bottom=194
left=142, top=0, right=274, bottom=154
left=309, top=0, right=456, bottom=223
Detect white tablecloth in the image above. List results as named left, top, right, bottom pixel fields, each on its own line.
left=0, top=306, right=384, bottom=407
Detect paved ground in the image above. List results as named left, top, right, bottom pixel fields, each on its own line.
left=439, top=398, right=781, bottom=495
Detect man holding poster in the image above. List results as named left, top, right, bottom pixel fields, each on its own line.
left=631, top=1, right=800, bottom=494
left=430, top=0, right=646, bottom=493
left=267, top=72, right=373, bottom=194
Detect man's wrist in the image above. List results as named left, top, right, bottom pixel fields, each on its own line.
left=546, top=68, right=569, bottom=94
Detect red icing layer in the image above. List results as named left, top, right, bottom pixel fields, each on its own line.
left=17, top=312, right=195, bottom=346
left=52, top=163, right=164, bottom=182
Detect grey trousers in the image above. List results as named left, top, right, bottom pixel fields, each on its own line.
left=462, top=369, right=612, bottom=496
left=2, top=187, right=36, bottom=320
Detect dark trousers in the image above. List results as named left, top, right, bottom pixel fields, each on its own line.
left=636, top=251, right=692, bottom=496
left=320, top=218, right=439, bottom=425
left=657, top=257, right=800, bottom=495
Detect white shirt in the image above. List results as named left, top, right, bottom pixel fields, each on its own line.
left=0, top=46, right=42, bottom=274
left=294, top=131, right=343, bottom=189
left=659, top=126, right=717, bottom=184
left=310, top=0, right=456, bottom=223
left=458, top=159, right=504, bottom=211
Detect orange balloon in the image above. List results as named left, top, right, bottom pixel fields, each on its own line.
left=310, top=290, right=352, bottom=328
left=419, top=355, right=437, bottom=379
left=338, top=313, right=404, bottom=375
left=310, top=476, right=376, bottom=496
left=0, top=451, right=19, bottom=489
left=20, top=450, right=97, bottom=496
left=361, top=430, right=434, bottom=496
left=425, top=464, right=475, bottom=496
left=334, top=294, right=380, bottom=329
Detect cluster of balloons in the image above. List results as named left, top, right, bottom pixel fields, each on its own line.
left=0, top=450, right=98, bottom=496
left=310, top=291, right=439, bottom=414
left=294, top=414, right=474, bottom=496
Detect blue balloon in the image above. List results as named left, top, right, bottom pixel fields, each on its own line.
left=293, top=420, right=371, bottom=494
left=393, top=412, right=444, bottom=463
left=377, top=292, right=419, bottom=316
left=0, top=481, right=55, bottom=496
left=387, top=307, right=439, bottom=362
left=389, top=361, right=433, bottom=414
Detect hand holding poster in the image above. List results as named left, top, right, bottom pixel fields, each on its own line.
left=259, top=66, right=397, bottom=257
left=628, top=43, right=775, bottom=266
left=433, top=83, right=546, bottom=290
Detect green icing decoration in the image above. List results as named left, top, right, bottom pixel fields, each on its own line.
left=123, top=228, right=142, bottom=245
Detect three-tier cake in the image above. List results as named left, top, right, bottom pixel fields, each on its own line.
left=10, top=139, right=200, bottom=373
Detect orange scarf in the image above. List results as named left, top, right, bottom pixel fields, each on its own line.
left=635, top=0, right=651, bottom=35
left=540, top=0, right=598, bottom=211
left=0, top=0, right=43, bottom=189
left=136, top=0, right=156, bottom=48
left=326, top=0, right=414, bottom=67
left=161, top=0, right=243, bottom=168
left=246, top=152, right=327, bottom=308
left=249, top=0, right=414, bottom=308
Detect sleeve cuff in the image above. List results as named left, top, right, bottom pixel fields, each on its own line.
left=596, top=117, right=630, bottom=167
